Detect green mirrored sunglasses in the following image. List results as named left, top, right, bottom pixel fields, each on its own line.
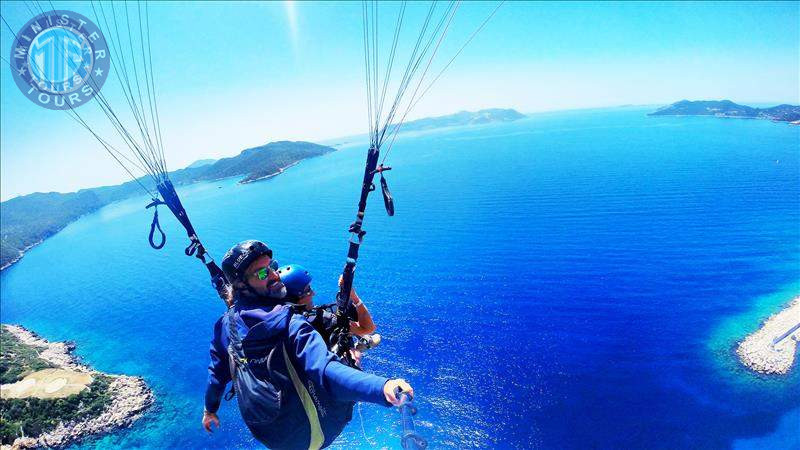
left=252, top=260, right=280, bottom=281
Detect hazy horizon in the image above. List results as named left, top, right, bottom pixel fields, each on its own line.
left=1, top=103, right=645, bottom=201
left=2, top=101, right=797, bottom=202
left=2, top=1, right=798, bottom=200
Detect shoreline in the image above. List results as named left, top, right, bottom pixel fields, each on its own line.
left=0, top=325, right=154, bottom=449
left=239, top=161, right=301, bottom=184
left=649, top=113, right=798, bottom=124
left=0, top=156, right=314, bottom=272
left=0, top=240, right=43, bottom=271
left=736, top=297, right=800, bottom=375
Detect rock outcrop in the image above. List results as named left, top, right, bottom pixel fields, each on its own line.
left=1, top=325, right=154, bottom=449
left=736, top=298, right=800, bottom=375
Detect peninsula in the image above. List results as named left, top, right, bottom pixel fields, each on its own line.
left=736, top=298, right=800, bottom=375
left=0, top=325, right=153, bottom=449
left=399, top=108, right=526, bottom=132
left=0, top=141, right=334, bottom=270
left=649, top=100, right=800, bottom=123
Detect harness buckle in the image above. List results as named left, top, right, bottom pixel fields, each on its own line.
left=371, top=164, right=392, bottom=175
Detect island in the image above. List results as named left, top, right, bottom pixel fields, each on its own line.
left=649, top=100, right=800, bottom=123
left=0, top=324, right=154, bottom=448
left=398, top=108, right=526, bottom=132
left=0, top=141, right=335, bottom=270
left=736, top=298, right=800, bottom=375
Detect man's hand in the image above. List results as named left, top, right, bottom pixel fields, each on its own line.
left=202, top=411, right=220, bottom=433
left=383, top=379, right=414, bottom=406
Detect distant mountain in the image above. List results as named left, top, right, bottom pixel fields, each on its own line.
left=649, top=100, right=800, bottom=122
left=1, top=141, right=334, bottom=270
left=186, top=158, right=216, bottom=169
left=400, top=108, right=526, bottom=132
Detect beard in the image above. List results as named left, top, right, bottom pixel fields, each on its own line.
left=236, top=280, right=287, bottom=302
left=265, top=280, right=287, bottom=299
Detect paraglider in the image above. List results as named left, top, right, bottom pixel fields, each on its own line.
left=2, top=1, right=504, bottom=448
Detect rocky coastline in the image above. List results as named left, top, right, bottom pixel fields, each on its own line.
left=0, top=325, right=154, bottom=449
left=0, top=241, right=42, bottom=271
left=736, top=297, right=800, bottom=375
left=649, top=100, right=800, bottom=123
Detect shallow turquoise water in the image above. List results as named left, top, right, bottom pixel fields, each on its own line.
left=1, top=107, right=798, bottom=449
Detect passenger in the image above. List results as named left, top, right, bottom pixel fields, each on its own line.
left=277, top=264, right=377, bottom=338
left=278, top=264, right=379, bottom=368
left=202, top=240, right=412, bottom=449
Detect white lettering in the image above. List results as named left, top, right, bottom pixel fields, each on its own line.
left=88, top=31, right=99, bottom=43
left=234, top=253, right=248, bottom=268
left=306, top=382, right=326, bottom=417
left=94, top=49, right=106, bottom=59
left=68, top=92, right=81, bottom=104
left=37, top=92, right=50, bottom=104
left=249, top=355, right=269, bottom=364
left=59, top=14, right=69, bottom=26
left=77, top=19, right=87, bottom=30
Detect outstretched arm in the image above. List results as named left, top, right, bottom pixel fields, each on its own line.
left=287, top=316, right=391, bottom=405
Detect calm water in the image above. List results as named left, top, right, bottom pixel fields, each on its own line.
left=1, top=107, right=798, bottom=449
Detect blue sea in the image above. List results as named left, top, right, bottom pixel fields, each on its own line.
left=1, top=107, right=798, bottom=449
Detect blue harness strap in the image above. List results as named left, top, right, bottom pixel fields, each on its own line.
left=226, top=308, right=246, bottom=364
left=144, top=188, right=229, bottom=302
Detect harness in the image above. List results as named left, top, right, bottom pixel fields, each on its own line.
left=302, top=303, right=335, bottom=345
left=223, top=305, right=293, bottom=402
left=224, top=304, right=353, bottom=450
left=224, top=302, right=337, bottom=402
left=302, top=303, right=362, bottom=355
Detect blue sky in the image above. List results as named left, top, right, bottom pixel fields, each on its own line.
left=1, top=1, right=798, bottom=200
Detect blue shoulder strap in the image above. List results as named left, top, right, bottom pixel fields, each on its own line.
left=226, top=308, right=247, bottom=364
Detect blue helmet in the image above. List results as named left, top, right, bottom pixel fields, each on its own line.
left=277, top=264, right=312, bottom=298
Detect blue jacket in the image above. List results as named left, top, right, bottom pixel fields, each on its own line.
left=205, top=297, right=389, bottom=449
